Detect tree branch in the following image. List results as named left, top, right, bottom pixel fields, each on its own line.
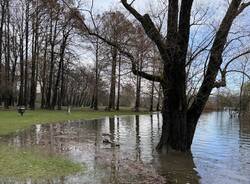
left=120, top=0, right=166, bottom=57
left=188, top=0, right=243, bottom=122
left=178, top=0, right=194, bottom=61
left=223, top=49, right=250, bottom=71
left=237, top=1, right=250, bottom=14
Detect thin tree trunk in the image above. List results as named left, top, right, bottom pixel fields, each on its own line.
left=149, top=80, right=154, bottom=112
left=0, top=0, right=6, bottom=105
left=41, top=32, right=48, bottom=109
left=18, top=25, right=24, bottom=106
left=58, top=57, right=66, bottom=110
left=24, top=0, right=29, bottom=107
left=52, top=33, right=68, bottom=109
left=93, top=38, right=99, bottom=110
left=4, top=0, right=10, bottom=108
left=11, top=26, right=18, bottom=106
left=116, top=54, right=121, bottom=111
left=30, top=7, right=39, bottom=110
left=46, top=15, right=58, bottom=109
left=134, top=58, right=143, bottom=112
left=156, top=85, right=161, bottom=111
left=108, top=47, right=117, bottom=110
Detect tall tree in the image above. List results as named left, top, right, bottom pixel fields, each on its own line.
left=73, top=0, right=250, bottom=151
left=30, top=0, right=40, bottom=109
left=0, top=0, right=6, bottom=105
left=46, top=5, right=60, bottom=109
left=24, top=0, right=30, bottom=107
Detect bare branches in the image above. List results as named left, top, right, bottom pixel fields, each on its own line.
left=223, top=49, right=250, bottom=71
left=188, top=0, right=244, bottom=119
left=227, top=69, right=250, bottom=80
left=63, top=0, right=163, bottom=82
left=120, top=0, right=166, bottom=55
left=89, top=31, right=163, bottom=82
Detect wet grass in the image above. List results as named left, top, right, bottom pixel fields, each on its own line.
left=0, top=108, right=148, bottom=136
left=0, top=145, right=84, bottom=180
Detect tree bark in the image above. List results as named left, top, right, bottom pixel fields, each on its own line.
left=4, top=0, right=10, bottom=108
left=51, top=32, right=68, bottom=109
left=134, top=58, right=143, bottom=112
left=116, top=54, right=121, bottom=111
left=18, top=25, right=24, bottom=106
left=93, top=37, right=99, bottom=110
left=30, top=6, right=39, bottom=110
left=0, top=0, right=6, bottom=105
left=41, top=32, right=48, bottom=109
left=46, top=14, right=58, bottom=109
left=24, top=0, right=30, bottom=107
left=108, top=46, right=117, bottom=110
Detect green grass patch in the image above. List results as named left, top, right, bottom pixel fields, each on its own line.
left=0, top=145, right=84, bottom=180
left=0, top=108, right=148, bottom=136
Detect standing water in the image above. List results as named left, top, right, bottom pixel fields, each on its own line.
left=0, top=111, right=250, bottom=184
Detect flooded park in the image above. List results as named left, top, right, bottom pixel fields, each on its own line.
left=1, top=111, right=250, bottom=184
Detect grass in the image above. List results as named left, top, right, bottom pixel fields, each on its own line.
left=0, top=107, right=148, bottom=136
left=0, top=145, right=84, bottom=180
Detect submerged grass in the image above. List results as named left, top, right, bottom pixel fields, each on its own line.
left=0, top=145, right=84, bottom=180
left=0, top=108, right=148, bottom=136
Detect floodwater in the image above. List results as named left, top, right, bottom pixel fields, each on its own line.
left=0, top=111, right=250, bottom=184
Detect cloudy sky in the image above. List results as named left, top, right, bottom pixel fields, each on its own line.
left=89, top=0, right=223, bottom=12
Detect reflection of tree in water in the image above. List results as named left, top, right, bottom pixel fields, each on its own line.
left=135, top=115, right=141, bottom=161
left=109, top=117, right=119, bottom=184
left=4, top=120, right=104, bottom=154
left=154, top=151, right=200, bottom=184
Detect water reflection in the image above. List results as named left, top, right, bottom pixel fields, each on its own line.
left=0, top=111, right=250, bottom=184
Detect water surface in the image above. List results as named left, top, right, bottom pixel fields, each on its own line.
left=1, top=111, right=250, bottom=184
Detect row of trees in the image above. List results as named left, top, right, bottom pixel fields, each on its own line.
left=0, top=0, right=162, bottom=111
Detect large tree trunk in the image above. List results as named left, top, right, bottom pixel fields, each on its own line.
left=157, top=62, right=191, bottom=151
